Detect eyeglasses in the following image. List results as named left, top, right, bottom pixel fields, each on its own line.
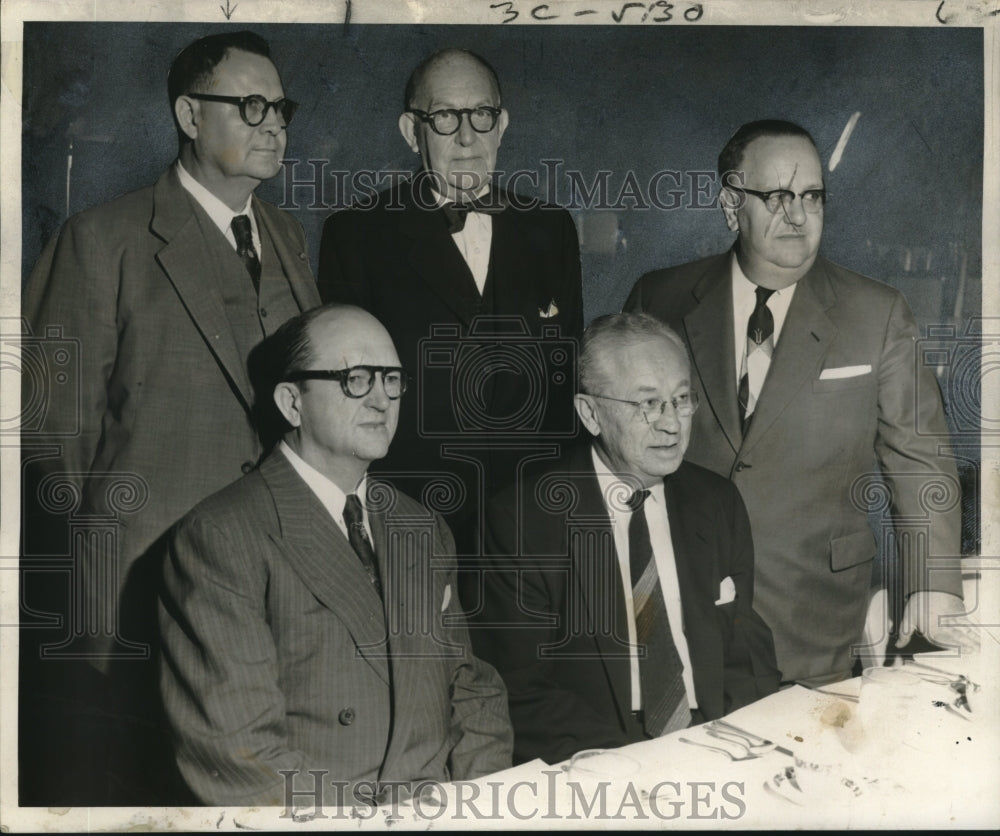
left=284, top=366, right=408, bottom=399
left=586, top=391, right=699, bottom=424
left=407, top=107, right=502, bottom=136
left=734, top=186, right=827, bottom=215
left=186, top=93, right=299, bottom=127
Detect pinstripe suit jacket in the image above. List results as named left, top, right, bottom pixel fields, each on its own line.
left=159, top=449, right=513, bottom=806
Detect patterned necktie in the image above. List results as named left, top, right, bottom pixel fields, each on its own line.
left=737, top=285, right=776, bottom=435
left=231, top=214, right=261, bottom=294
left=627, top=489, right=690, bottom=737
left=343, top=494, right=382, bottom=596
left=442, top=193, right=505, bottom=233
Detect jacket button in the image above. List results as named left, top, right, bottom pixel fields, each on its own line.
left=338, top=708, right=355, bottom=725
left=241, top=460, right=255, bottom=474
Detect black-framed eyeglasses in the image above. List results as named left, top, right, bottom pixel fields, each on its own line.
left=186, top=93, right=299, bottom=127
left=284, top=366, right=408, bottom=399
left=733, top=186, right=827, bottom=215
left=586, top=391, right=699, bottom=424
left=407, top=106, right=502, bottom=136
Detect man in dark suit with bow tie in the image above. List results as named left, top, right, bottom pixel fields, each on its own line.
left=159, top=304, right=512, bottom=806
left=20, top=31, right=320, bottom=803
left=317, top=48, right=583, bottom=555
left=470, top=313, right=780, bottom=765
left=625, top=120, right=971, bottom=686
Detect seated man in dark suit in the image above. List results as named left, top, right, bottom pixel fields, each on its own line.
left=159, top=304, right=512, bottom=806
left=318, top=47, right=583, bottom=555
left=470, top=313, right=780, bottom=765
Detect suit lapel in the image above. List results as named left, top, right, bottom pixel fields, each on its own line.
left=663, top=468, right=723, bottom=715
left=567, top=448, right=634, bottom=729
left=683, top=255, right=742, bottom=453
left=399, top=181, right=482, bottom=326
left=488, top=207, right=534, bottom=317
left=741, top=261, right=837, bottom=452
left=253, top=196, right=320, bottom=311
left=261, top=453, right=390, bottom=685
left=151, top=168, right=254, bottom=409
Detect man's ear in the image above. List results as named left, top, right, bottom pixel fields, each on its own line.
left=274, top=382, right=303, bottom=428
left=174, top=95, right=199, bottom=142
left=720, top=187, right=741, bottom=232
left=398, top=112, right=420, bottom=154
left=495, top=108, right=510, bottom=146
left=574, top=394, right=601, bottom=438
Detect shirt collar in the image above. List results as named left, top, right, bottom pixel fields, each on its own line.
left=175, top=159, right=254, bottom=230
left=730, top=251, right=793, bottom=302
left=278, top=441, right=367, bottom=518
left=590, top=445, right=664, bottom=516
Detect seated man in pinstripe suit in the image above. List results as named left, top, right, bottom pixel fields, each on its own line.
left=159, top=304, right=512, bottom=807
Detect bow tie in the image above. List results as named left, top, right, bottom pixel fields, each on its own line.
left=442, top=195, right=505, bottom=233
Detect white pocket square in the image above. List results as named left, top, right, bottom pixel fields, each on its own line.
left=715, top=576, right=736, bottom=606
left=441, top=583, right=452, bottom=612
left=819, top=364, right=871, bottom=380
left=538, top=299, right=559, bottom=318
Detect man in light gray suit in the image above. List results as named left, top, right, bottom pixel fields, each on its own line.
left=159, top=304, right=513, bottom=807
left=21, top=30, right=319, bottom=804
left=626, top=120, right=973, bottom=685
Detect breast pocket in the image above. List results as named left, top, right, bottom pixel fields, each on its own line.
left=812, top=372, right=875, bottom=393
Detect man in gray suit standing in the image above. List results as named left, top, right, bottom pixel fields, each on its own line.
left=21, top=31, right=319, bottom=803
left=159, top=304, right=513, bottom=807
left=626, top=120, right=973, bottom=685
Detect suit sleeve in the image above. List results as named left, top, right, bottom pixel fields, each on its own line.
left=717, top=480, right=782, bottom=710
left=317, top=210, right=368, bottom=306
left=159, top=512, right=308, bottom=805
left=874, top=292, right=963, bottom=599
left=473, top=498, right=631, bottom=764
left=435, top=514, right=515, bottom=780
left=22, top=215, right=119, bottom=484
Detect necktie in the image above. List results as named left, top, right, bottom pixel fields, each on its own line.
left=231, top=214, right=261, bottom=294
left=627, top=489, right=690, bottom=737
left=737, top=286, right=776, bottom=435
left=343, top=494, right=382, bottom=596
left=442, top=194, right=505, bottom=233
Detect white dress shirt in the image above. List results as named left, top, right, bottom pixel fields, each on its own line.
left=730, top=253, right=797, bottom=383
left=435, top=188, right=493, bottom=294
left=279, top=441, right=372, bottom=542
left=591, top=447, right=698, bottom=710
left=175, top=160, right=261, bottom=258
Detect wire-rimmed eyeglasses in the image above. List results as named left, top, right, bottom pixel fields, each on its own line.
left=586, top=391, right=700, bottom=424
left=186, top=93, right=299, bottom=127
left=284, top=366, right=408, bottom=400
left=407, top=106, right=502, bottom=136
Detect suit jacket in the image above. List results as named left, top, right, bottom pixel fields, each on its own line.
left=21, top=165, right=321, bottom=666
left=468, top=445, right=780, bottom=765
left=159, top=450, right=513, bottom=805
left=625, top=252, right=963, bottom=682
left=317, top=178, right=583, bottom=545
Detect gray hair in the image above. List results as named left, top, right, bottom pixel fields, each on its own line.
left=578, top=312, right=688, bottom=395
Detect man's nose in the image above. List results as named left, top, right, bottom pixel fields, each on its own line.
left=782, top=195, right=808, bottom=225
left=365, top=376, right=392, bottom=409
left=259, top=103, right=284, bottom=134
left=651, top=403, right=681, bottom=432
left=456, top=112, right=477, bottom=146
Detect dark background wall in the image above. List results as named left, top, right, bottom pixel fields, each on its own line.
left=21, top=22, right=984, bottom=547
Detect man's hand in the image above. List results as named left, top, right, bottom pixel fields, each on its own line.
left=896, top=590, right=980, bottom=652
